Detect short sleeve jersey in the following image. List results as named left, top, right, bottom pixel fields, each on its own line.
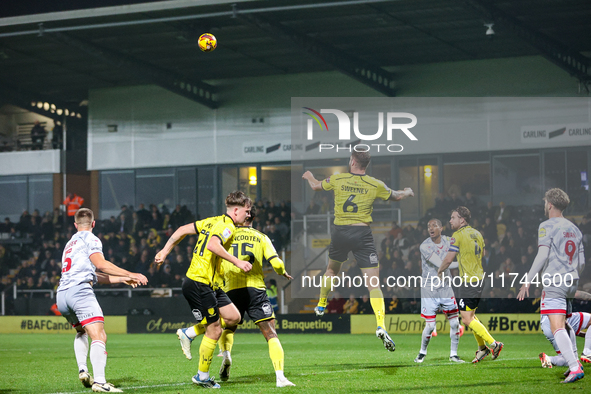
left=57, top=231, right=102, bottom=291
left=449, top=225, right=485, bottom=282
left=321, top=173, right=392, bottom=225
left=420, top=235, right=452, bottom=287
left=538, top=217, right=584, bottom=280
left=186, top=214, right=236, bottom=289
left=222, top=226, right=285, bottom=292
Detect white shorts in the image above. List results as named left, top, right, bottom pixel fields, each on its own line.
left=56, top=282, right=104, bottom=328
left=540, top=283, right=578, bottom=317
left=541, top=312, right=591, bottom=354
left=420, top=286, right=459, bottom=322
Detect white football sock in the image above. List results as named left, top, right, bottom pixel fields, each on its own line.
left=90, top=340, right=107, bottom=384
left=275, top=370, right=285, bottom=380
left=420, top=321, right=436, bottom=354
left=584, top=325, right=591, bottom=356
left=186, top=326, right=198, bottom=339
left=449, top=317, right=460, bottom=357
left=554, top=329, right=579, bottom=372
left=74, top=332, right=89, bottom=372
left=198, top=370, right=209, bottom=380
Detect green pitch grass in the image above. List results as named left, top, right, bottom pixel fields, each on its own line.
left=0, top=333, right=587, bottom=393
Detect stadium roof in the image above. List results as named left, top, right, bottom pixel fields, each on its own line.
left=0, top=0, right=590, bottom=114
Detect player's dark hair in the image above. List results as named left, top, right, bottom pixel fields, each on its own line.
left=351, top=151, right=371, bottom=170
left=245, top=204, right=257, bottom=224
left=544, top=188, right=569, bottom=212
left=75, top=208, right=94, bottom=225
left=453, top=206, right=471, bottom=224
left=428, top=218, right=442, bottom=227
left=225, top=190, right=252, bottom=208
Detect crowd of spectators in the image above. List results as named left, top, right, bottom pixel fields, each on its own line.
left=0, top=200, right=292, bottom=302
left=322, top=191, right=591, bottom=315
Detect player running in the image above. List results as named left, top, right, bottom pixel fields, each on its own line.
left=518, top=188, right=585, bottom=383
left=303, top=151, right=414, bottom=352
left=438, top=206, right=504, bottom=363
left=414, top=219, right=464, bottom=363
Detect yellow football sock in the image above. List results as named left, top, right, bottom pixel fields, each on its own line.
left=219, top=329, right=234, bottom=353
left=318, top=275, right=333, bottom=308
left=198, top=335, right=218, bottom=373
left=193, top=324, right=206, bottom=336
left=369, top=289, right=385, bottom=328
left=268, top=337, right=284, bottom=372
left=469, top=318, right=495, bottom=347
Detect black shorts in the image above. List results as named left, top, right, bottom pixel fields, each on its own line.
left=328, top=225, right=378, bottom=269
left=182, top=278, right=232, bottom=324
left=227, top=287, right=275, bottom=324
left=456, top=282, right=484, bottom=311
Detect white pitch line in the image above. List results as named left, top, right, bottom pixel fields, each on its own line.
left=48, top=382, right=190, bottom=394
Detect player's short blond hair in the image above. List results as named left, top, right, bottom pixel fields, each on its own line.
left=75, top=208, right=94, bottom=226
left=225, top=191, right=252, bottom=208
left=544, top=188, right=570, bottom=212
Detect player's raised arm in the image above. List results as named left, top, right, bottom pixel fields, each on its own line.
left=302, top=171, right=323, bottom=191
left=90, top=253, right=148, bottom=285
left=389, top=187, right=414, bottom=201
left=206, top=235, right=252, bottom=272
left=96, top=272, right=142, bottom=288
left=155, top=223, right=196, bottom=266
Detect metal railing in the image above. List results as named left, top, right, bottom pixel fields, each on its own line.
left=1, top=283, right=184, bottom=315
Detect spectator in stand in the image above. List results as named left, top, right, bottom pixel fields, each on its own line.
left=30, top=120, right=46, bottom=150
left=485, top=201, right=496, bottom=221
left=267, top=225, right=283, bottom=252
left=433, top=193, right=449, bottom=216
left=0, top=217, right=14, bottom=233
left=387, top=295, right=403, bottom=314
left=464, top=192, right=478, bottom=213
left=305, top=199, right=320, bottom=215
left=136, top=203, right=151, bottom=225
left=358, top=294, right=372, bottom=314
left=117, top=213, right=132, bottom=234
left=266, top=279, right=279, bottom=313
left=274, top=216, right=289, bottom=244
left=170, top=205, right=184, bottom=230
left=343, top=293, right=359, bottom=314
left=388, top=221, right=402, bottom=238
left=494, top=201, right=511, bottom=224
left=52, top=120, right=63, bottom=149
left=326, top=291, right=345, bottom=314
left=149, top=211, right=163, bottom=231
left=449, top=193, right=463, bottom=210
left=63, top=192, right=84, bottom=226
left=579, top=213, right=591, bottom=244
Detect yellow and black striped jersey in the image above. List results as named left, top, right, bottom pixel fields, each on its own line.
left=449, top=225, right=485, bottom=283
left=222, top=226, right=286, bottom=292
left=186, top=214, right=236, bottom=289
left=321, top=172, right=392, bottom=225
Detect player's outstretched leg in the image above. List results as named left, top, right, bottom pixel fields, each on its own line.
left=539, top=352, right=553, bottom=368
left=177, top=325, right=205, bottom=360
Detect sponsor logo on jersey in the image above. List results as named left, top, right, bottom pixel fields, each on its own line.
left=192, top=309, right=202, bottom=322
left=369, top=253, right=378, bottom=265
left=262, top=302, right=273, bottom=316
left=222, top=228, right=232, bottom=241
left=539, top=228, right=546, bottom=238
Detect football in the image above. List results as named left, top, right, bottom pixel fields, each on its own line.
left=198, top=33, right=217, bottom=52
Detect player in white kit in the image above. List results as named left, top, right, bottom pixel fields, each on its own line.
left=414, top=219, right=464, bottom=363
left=517, top=188, right=585, bottom=383
left=56, top=208, right=148, bottom=392
left=539, top=290, right=591, bottom=368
